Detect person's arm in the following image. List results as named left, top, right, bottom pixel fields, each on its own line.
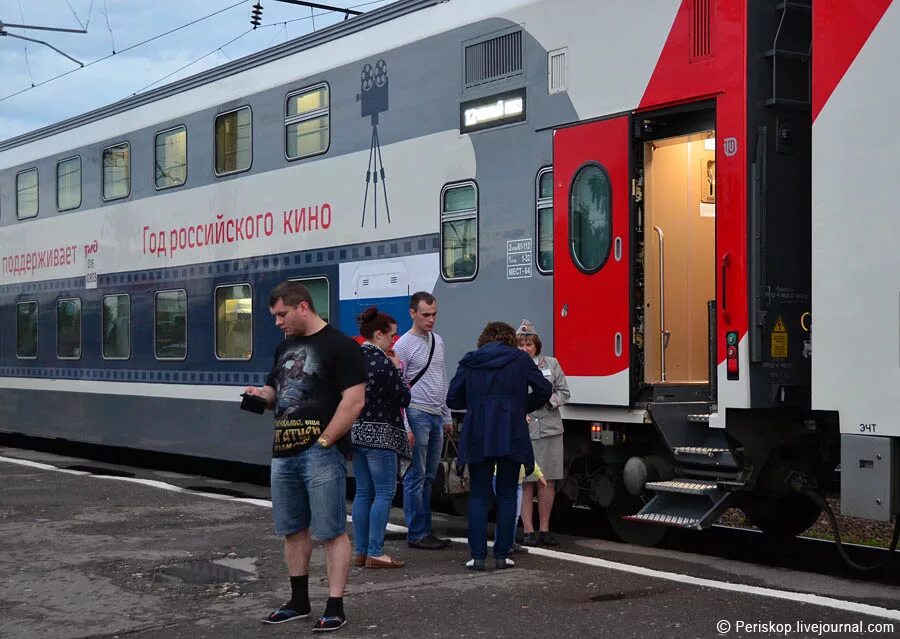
left=548, top=359, right=571, bottom=409
left=446, top=366, right=467, bottom=411
left=319, top=383, right=366, bottom=445
left=525, top=358, right=553, bottom=413
left=244, top=385, right=276, bottom=410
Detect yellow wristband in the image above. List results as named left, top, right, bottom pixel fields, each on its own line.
left=317, top=436, right=331, bottom=448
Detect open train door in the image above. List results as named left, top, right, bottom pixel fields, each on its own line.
left=553, top=116, right=632, bottom=406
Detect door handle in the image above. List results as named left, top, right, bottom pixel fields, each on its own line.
left=560, top=303, right=568, bottom=318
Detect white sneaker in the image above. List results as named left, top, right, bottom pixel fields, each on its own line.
left=465, top=558, right=485, bottom=571
left=495, top=557, right=515, bottom=569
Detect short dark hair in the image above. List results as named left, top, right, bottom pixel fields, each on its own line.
left=410, top=291, right=436, bottom=311
left=517, top=333, right=543, bottom=356
left=268, top=280, right=317, bottom=312
left=357, top=306, right=397, bottom=339
left=477, top=321, right=517, bottom=348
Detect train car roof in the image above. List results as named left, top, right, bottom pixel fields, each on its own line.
left=0, top=0, right=442, bottom=152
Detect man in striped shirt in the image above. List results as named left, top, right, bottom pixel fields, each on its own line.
left=394, top=291, right=453, bottom=550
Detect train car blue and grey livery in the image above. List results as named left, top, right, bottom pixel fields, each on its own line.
left=0, top=0, right=580, bottom=465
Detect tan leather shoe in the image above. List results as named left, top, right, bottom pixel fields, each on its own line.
left=365, top=556, right=405, bottom=569
left=353, top=553, right=367, bottom=567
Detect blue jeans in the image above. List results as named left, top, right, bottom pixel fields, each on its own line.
left=270, top=444, right=346, bottom=540
left=469, top=459, right=519, bottom=560
left=351, top=446, right=398, bottom=556
left=402, top=408, right=444, bottom=542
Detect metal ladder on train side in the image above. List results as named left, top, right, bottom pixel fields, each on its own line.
left=764, top=0, right=812, bottom=110
left=623, top=402, right=749, bottom=530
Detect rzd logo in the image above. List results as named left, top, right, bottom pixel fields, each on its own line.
left=723, top=137, right=738, bottom=157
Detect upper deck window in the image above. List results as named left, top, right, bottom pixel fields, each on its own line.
left=440, top=182, right=478, bottom=281
left=16, top=168, right=38, bottom=219
left=155, top=126, right=187, bottom=189
left=103, top=142, right=131, bottom=201
left=57, top=156, right=82, bottom=211
left=216, top=106, right=252, bottom=175
left=285, top=84, right=329, bottom=160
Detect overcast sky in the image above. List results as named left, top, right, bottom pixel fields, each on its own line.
left=0, top=0, right=394, bottom=141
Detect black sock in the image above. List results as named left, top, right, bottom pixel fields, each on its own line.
left=286, top=575, right=310, bottom=613
left=324, top=596, right=344, bottom=619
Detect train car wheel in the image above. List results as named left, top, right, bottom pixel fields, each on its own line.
left=741, top=496, right=822, bottom=540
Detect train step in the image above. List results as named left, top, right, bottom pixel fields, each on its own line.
left=624, top=477, right=738, bottom=530
left=649, top=402, right=742, bottom=471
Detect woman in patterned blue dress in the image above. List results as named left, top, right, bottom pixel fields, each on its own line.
left=351, top=306, right=411, bottom=569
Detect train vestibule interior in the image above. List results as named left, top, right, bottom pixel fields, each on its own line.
left=642, top=130, right=716, bottom=385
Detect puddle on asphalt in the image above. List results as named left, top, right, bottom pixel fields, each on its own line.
left=588, top=588, right=665, bottom=603
left=158, top=558, right=258, bottom=584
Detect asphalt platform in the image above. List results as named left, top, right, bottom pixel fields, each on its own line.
left=2, top=447, right=900, bottom=639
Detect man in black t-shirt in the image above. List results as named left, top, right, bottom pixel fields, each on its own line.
left=244, top=280, right=366, bottom=632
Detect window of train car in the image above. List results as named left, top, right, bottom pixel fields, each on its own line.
left=57, top=156, right=82, bottom=211
left=16, top=301, right=38, bottom=359
left=57, top=298, right=82, bottom=360
left=440, top=182, right=478, bottom=281
left=103, top=142, right=131, bottom=201
left=536, top=168, right=553, bottom=274
left=16, top=168, right=38, bottom=219
left=215, top=107, right=252, bottom=176
left=155, top=290, right=187, bottom=360
left=287, top=277, right=330, bottom=323
left=569, top=164, right=612, bottom=274
left=215, top=284, right=252, bottom=360
left=285, top=83, right=330, bottom=160
left=102, top=294, right=131, bottom=360
left=155, top=126, right=187, bottom=190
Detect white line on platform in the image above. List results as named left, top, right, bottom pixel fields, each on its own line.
left=3, top=454, right=900, bottom=621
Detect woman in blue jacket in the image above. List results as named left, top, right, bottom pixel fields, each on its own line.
left=447, top=321, right=552, bottom=570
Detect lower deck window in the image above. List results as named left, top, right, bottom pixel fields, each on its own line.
left=16, top=301, right=38, bottom=359
left=102, top=294, right=131, bottom=359
left=288, top=277, right=330, bottom=323
left=57, top=298, right=82, bottom=359
left=216, top=284, right=252, bottom=360
left=155, top=290, right=187, bottom=360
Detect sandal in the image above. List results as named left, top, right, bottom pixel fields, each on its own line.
left=261, top=607, right=309, bottom=624
left=312, top=615, right=347, bottom=632
left=365, top=556, right=405, bottom=569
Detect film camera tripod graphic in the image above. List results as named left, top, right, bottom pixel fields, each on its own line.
left=359, top=59, right=391, bottom=228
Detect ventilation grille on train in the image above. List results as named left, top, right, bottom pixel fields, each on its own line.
left=464, top=30, right=523, bottom=88
left=548, top=47, right=567, bottom=94
left=690, top=0, right=713, bottom=61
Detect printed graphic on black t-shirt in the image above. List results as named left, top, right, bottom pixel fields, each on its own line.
left=266, top=325, right=366, bottom=457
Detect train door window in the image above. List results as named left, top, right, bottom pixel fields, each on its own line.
left=288, top=277, right=330, bottom=323
left=57, top=156, right=82, bottom=211
left=102, top=294, right=131, bottom=360
left=16, top=168, right=38, bottom=220
left=57, top=298, right=82, bottom=360
left=16, top=301, right=38, bottom=359
left=155, top=289, right=187, bottom=360
left=536, top=167, right=553, bottom=274
left=440, top=182, right=478, bottom=281
left=569, top=164, right=612, bottom=273
left=215, top=106, right=252, bottom=175
left=285, top=83, right=329, bottom=160
left=215, top=283, right=252, bottom=360
left=103, top=142, right=131, bottom=201
left=155, top=126, right=187, bottom=189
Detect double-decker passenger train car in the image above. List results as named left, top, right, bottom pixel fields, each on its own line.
left=1, top=0, right=897, bottom=545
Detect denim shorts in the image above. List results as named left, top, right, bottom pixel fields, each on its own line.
left=270, top=443, right=347, bottom=540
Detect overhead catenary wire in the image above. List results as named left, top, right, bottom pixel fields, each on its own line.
left=0, top=0, right=249, bottom=103
left=0, top=0, right=388, bottom=106
left=16, top=0, right=35, bottom=87
left=63, top=0, right=87, bottom=30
